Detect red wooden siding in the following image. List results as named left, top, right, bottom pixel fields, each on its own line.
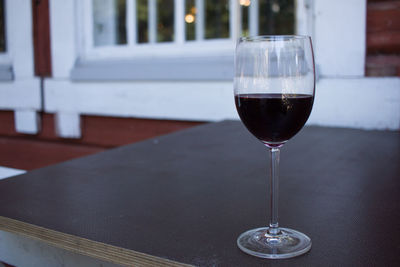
left=0, top=111, right=204, bottom=170
left=32, top=0, right=52, bottom=76
left=366, top=0, right=400, bottom=76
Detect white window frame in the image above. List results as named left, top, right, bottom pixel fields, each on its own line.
left=49, top=0, right=395, bottom=132
left=77, top=0, right=312, bottom=61
left=0, top=0, right=12, bottom=66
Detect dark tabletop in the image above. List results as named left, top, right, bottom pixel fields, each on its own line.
left=0, top=121, right=399, bottom=266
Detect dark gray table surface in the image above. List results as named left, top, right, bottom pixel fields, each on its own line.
left=0, top=121, right=399, bottom=266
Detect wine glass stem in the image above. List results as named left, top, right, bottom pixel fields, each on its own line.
left=269, top=147, right=280, bottom=235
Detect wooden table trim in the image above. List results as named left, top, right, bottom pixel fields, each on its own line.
left=0, top=216, right=192, bottom=267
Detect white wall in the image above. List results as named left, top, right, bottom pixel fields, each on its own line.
left=50, top=0, right=77, bottom=79
left=314, top=0, right=366, bottom=77
left=45, top=77, right=400, bottom=131
left=309, top=78, right=400, bottom=130
left=0, top=0, right=41, bottom=134
left=44, top=0, right=399, bottom=136
left=44, top=81, right=237, bottom=121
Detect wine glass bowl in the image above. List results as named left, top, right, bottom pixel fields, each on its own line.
left=234, top=35, right=315, bottom=259
left=235, top=35, right=315, bottom=147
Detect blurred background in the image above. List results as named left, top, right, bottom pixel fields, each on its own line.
left=0, top=0, right=399, bottom=171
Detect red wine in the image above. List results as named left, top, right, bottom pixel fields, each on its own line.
left=235, top=93, right=313, bottom=144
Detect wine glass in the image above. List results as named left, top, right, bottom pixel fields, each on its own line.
left=234, top=35, right=315, bottom=259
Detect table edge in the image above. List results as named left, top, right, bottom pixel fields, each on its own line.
left=0, top=216, right=192, bottom=267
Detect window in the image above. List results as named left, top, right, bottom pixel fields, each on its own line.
left=241, top=0, right=295, bottom=37
left=80, top=0, right=295, bottom=60
left=0, top=0, right=12, bottom=80
left=0, top=0, right=5, bottom=52
left=93, top=0, right=127, bottom=46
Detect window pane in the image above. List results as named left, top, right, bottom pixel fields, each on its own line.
left=93, top=0, right=127, bottom=46
left=259, top=0, right=294, bottom=35
left=157, top=0, right=174, bottom=42
left=0, top=0, right=5, bottom=52
left=137, top=0, right=149, bottom=43
left=241, top=1, right=250, bottom=37
left=185, top=0, right=195, bottom=41
left=205, top=0, right=229, bottom=39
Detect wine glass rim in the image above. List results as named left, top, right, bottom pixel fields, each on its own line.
left=239, top=35, right=311, bottom=42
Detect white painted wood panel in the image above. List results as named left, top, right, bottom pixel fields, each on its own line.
left=0, top=80, right=41, bottom=110
left=308, top=78, right=400, bottom=130
left=44, top=78, right=400, bottom=130
left=0, top=0, right=41, bottom=135
left=8, top=0, right=35, bottom=78
left=14, top=110, right=40, bottom=134
left=314, top=0, right=366, bottom=77
left=49, top=0, right=77, bottom=78
left=44, top=80, right=238, bottom=121
left=55, top=112, right=81, bottom=138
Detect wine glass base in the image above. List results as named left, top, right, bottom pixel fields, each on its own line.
left=237, top=227, right=311, bottom=259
